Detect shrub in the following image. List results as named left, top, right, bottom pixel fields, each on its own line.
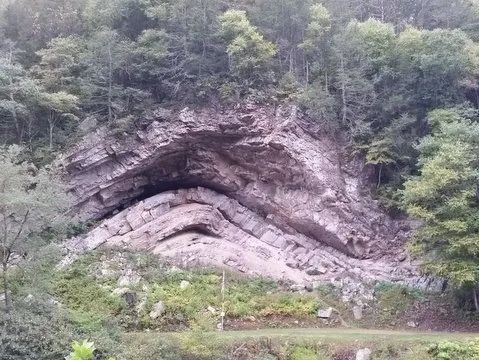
left=429, top=339, right=479, bottom=360
left=66, top=340, right=96, bottom=360
left=141, top=268, right=317, bottom=328
left=54, top=269, right=124, bottom=331
left=258, top=294, right=318, bottom=317
left=66, top=340, right=116, bottom=360
left=289, top=345, right=317, bottom=360
left=0, top=298, right=76, bottom=360
left=374, top=282, right=422, bottom=325
left=120, top=335, right=187, bottom=360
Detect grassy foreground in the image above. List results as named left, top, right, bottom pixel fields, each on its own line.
left=188, top=327, right=479, bottom=342
left=10, top=249, right=479, bottom=359
left=122, top=328, right=479, bottom=359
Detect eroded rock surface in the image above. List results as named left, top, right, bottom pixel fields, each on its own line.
left=62, top=104, right=436, bottom=289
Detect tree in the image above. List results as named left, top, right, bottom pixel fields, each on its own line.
left=300, top=4, right=332, bottom=84
left=0, top=41, right=39, bottom=144
left=365, top=114, right=416, bottom=188
left=140, top=0, right=225, bottom=99
left=249, top=0, right=314, bottom=75
left=298, top=81, right=337, bottom=132
left=394, top=27, right=479, bottom=116
left=402, top=107, right=479, bottom=308
left=218, top=10, right=277, bottom=85
left=33, top=36, right=86, bottom=94
left=37, top=92, right=79, bottom=149
left=0, top=0, right=84, bottom=58
left=81, top=29, right=134, bottom=122
left=0, top=146, right=70, bottom=315
left=331, top=19, right=395, bottom=141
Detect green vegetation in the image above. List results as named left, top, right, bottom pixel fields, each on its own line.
left=52, top=250, right=320, bottom=331
left=429, top=339, right=479, bottom=360
left=4, top=0, right=479, bottom=357
left=402, top=107, right=479, bottom=308
left=66, top=341, right=96, bottom=360
left=66, top=340, right=115, bottom=360
left=3, top=246, right=479, bottom=358
left=289, top=345, right=317, bottom=360
left=1, top=0, right=479, bottom=299
left=0, top=146, right=70, bottom=314
left=123, top=329, right=479, bottom=359
left=0, top=0, right=478, bottom=165
left=374, top=282, right=423, bottom=326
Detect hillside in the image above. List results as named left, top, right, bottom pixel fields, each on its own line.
left=3, top=0, right=479, bottom=359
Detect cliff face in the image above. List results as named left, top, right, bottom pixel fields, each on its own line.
left=62, top=104, right=435, bottom=290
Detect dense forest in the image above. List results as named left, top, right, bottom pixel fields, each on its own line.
left=3, top=0, right=479, bottom=359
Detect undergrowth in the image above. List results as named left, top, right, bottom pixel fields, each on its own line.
left=53, top=249, right=320, bottom=331
left=374, top=282, right=423, bottom=326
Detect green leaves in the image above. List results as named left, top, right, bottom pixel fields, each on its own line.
left=39, top=91, right=79, bottom=115
left=65, top=339, right=116, bottom=360
left=0, top=146, right=71, bottom=249
left=34, top=35, right=86, bottom=93
left=66, top=340, right=95, bottom=360
left=218, top=10, right=277, bottom=83
left=402, top=107, right=479, bottom=287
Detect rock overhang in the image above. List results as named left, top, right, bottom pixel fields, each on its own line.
left=61, top=104, right=439, bottom=290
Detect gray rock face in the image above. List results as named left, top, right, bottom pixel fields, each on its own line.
left=61, top=104, right=439, bottom=290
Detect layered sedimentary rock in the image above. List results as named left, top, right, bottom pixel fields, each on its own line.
left=62, top=104, right=435, bottom=289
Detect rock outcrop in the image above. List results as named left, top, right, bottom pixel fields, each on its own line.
left=62, top=104, right=436, bottom=290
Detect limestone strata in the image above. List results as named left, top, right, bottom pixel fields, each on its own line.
left=69, top=186, right=428, bottom=287
left=63, top=104, right=434, bottom=288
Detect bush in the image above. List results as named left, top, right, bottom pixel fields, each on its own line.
left=66, top=340, right=116, bottom=360
left=142, top=269, right=317, bottom=328
left=66, top=340, right=96, bottom=360
left=374, top=282, right=422, bottom=325
left=289, top=345, right=317, bottom=360
left=54, top=268, right=124, bottom=332
left=429, top=339, right=479, bottom=360
left=0, top=299, right=76, bottom=360
left=120, top=335, right=187, bottom=360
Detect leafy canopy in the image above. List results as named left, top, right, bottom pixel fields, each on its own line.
left=402, top=108, right=479, bottom=287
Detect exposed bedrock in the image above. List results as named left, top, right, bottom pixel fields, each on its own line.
left=62, top=104, right=437, bottom=289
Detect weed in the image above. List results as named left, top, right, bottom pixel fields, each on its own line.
left=374, top=282, right=422, bottom=326
left=288, top=345, right=317, bottom=360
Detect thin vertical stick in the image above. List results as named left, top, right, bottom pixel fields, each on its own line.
left=474, top=289, right=479, bottom=312
left=220, top=270, right=225, bottom=331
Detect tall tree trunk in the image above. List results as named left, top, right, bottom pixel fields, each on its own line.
left=325, top=69, right=329, bottom=92
left=377, top=163, right=383, bottom=188
left=289, top=48, right=294, bottom=73
left=340, top=54, right=347, bottom=126
left=48, top=113, right=55, bottom=150
left=107, top=44, right=113, bottom=123
left=305, top=61, right=309, bottom=85
left=2, top=261, right=10, bottom=316
left=7, top=46, right=22, bottom=143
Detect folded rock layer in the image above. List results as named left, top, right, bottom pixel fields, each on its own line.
left=63, top=104, right=436, bottom=290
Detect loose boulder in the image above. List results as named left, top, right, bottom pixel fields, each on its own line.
left=356, top=348, right=372, bottom=360
left=149, top=301, right=165, bottom=319
left=353, top=305, right=363, bottom=320
left=180, top=280, right=190, bottom=290
left=317, top=307, right=333, bottom=319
